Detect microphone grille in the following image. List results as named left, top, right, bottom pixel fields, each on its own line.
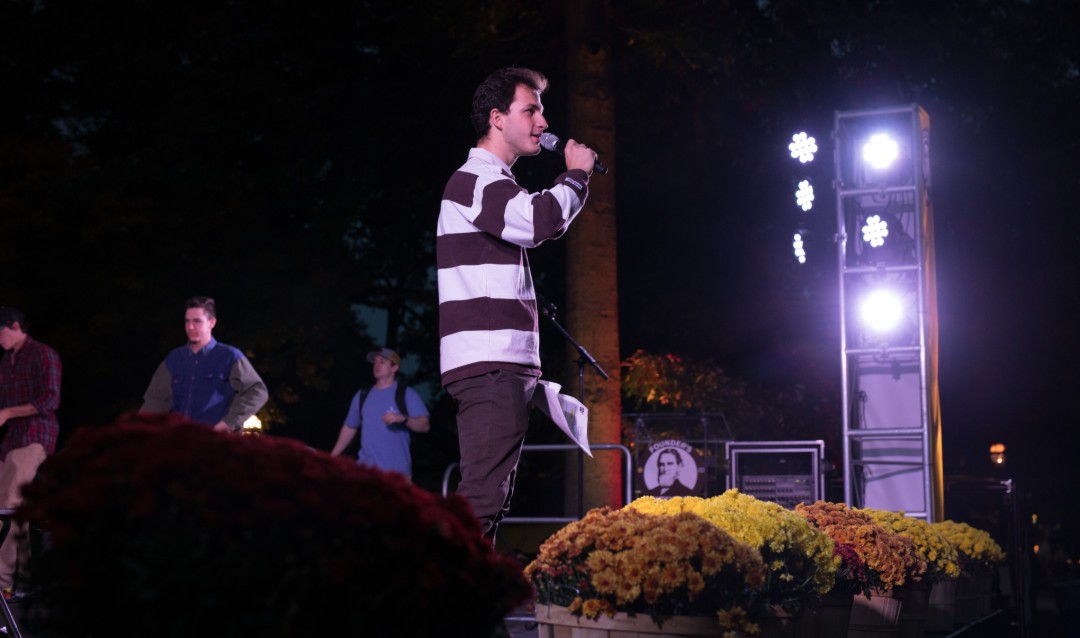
left=539, top=132, right=560, bottom=152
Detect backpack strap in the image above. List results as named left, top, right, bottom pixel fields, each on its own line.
left=394, top=378, right=409, bottom=419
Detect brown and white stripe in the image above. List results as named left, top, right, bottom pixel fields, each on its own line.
left=437, top=148, right=589, bottom=386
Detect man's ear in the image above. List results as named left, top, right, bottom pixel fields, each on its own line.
left=489, top=108, right=504, bottom=132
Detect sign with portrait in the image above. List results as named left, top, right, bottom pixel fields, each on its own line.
left=637, top=439, right=702, bottom=499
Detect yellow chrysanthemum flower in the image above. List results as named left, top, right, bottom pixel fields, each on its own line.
left=526, top=506, right=766, bottom=628
left=932, top=520, right=1006, bottom=568
left=795, top=501, right=922, bottom=592
left=863, top=508, right=959, bottom=580
left=629, top=490, right=839, bottom=603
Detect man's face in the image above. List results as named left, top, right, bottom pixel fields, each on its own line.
left=372, top=354, right=398, bottom=382
left=495, top=84, right=547, bottom=159
left=657, top=451, right=679, bottom=487
left=0, top=324, right=22, bottom=351
left=184, top=308, right=215, bottom=348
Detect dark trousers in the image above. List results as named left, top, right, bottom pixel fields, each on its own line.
left=447, top=370, right=537, bottom=542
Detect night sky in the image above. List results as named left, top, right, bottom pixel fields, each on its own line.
left=3, top=1, right=1079, bottom=543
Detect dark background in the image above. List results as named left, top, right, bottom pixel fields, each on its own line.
left=2, top=1, right=1077, bottom=551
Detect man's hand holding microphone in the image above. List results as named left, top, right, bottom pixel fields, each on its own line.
left=540, top=132, right=608, bottom=175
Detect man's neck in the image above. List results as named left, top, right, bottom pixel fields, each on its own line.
left=188, top=339, right=210, bottom=353
left=374, top=376, right=396, bottom=390
left=477, top=138, right=517, bottom=168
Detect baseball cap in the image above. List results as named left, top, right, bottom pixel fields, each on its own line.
left=366, top=347, right=400, bottom=366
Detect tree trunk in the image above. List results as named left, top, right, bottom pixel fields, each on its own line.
left=564, top=0, right=622, bottom=512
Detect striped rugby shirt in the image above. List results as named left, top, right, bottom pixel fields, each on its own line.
left=437, top=147, right=590, bottom=386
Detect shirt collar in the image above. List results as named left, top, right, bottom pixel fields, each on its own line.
left=191, top=337, right=218, bottom=355
left=469, top=147, right=514, bottom=177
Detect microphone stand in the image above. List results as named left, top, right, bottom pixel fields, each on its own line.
left=537, top=294, right=609, bottom=519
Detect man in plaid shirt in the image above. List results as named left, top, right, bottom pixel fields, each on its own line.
left=0, top=306, right=61, bottom=592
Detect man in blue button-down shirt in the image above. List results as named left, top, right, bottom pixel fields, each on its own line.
left=140, top=296, right=267, bottom=432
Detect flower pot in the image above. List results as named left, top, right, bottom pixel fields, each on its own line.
left=760, top=592, right=854, bottom=638
left=925, top=578, right=957, bottom=632
left=896, top=581, right=929, bottom=638
left=848, top=587, right=905, bottom=638
left=534, top=604, right=720, bottom=637
left=955, top=570, right=992, bottom=625
left=805, top=592, right=855, bottom=638
left=758, top=604, right=800, bottom=638
left=977, top=569, right=995, bottom=616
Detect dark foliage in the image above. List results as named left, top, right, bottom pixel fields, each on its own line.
left=17, top=412, right=531, bottom=637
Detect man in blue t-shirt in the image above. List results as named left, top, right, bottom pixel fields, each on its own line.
left=330, top=347, right=430, bottom=479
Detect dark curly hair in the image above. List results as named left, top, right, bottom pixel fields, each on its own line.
left=470, top=67, right=548, bottom=141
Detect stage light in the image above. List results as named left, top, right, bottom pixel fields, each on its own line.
left=243, top=414, right=263, bottom=434
left=795, top=180, right=815, bottom=211
left=789, top=132, right=818, bottom=163
left=846, top=271, right=920, bottom=350
left=793, top=232, right=807, bottom=264
left=862, top=214, right=889, bottom=247
left=989, top=443, right=1006, bottom=466
left=862, top=133, right=899, bottom=170
left=860, top=289, right=903, bottom=333
left=847, top=206, right=916, bottom=267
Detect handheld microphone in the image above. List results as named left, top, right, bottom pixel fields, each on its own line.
left=539, top=132, right=609, bottom=175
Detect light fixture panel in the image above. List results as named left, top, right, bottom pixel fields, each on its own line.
left=835, top=110, right=919, bottom=189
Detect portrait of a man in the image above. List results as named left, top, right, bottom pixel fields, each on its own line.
left=645, top=448, right=697, bottom=498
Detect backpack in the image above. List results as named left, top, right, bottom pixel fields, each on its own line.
left=338, top=380, right=410, bottom=458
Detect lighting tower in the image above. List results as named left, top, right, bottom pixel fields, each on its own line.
left=834, top=105, right=943, bottom=521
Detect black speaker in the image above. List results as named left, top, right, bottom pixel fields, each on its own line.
left=725, top=441, right=825, bottom=509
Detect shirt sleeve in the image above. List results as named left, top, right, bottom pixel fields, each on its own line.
left=404, top=387, right=429, bottom=418
left=140, top=361, right=173, bottom=414
left=458, top=165, right=589, bottom=249
left=29, top=345, right=62, bottom=414
left=223, top=355, right=269, bottom=432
